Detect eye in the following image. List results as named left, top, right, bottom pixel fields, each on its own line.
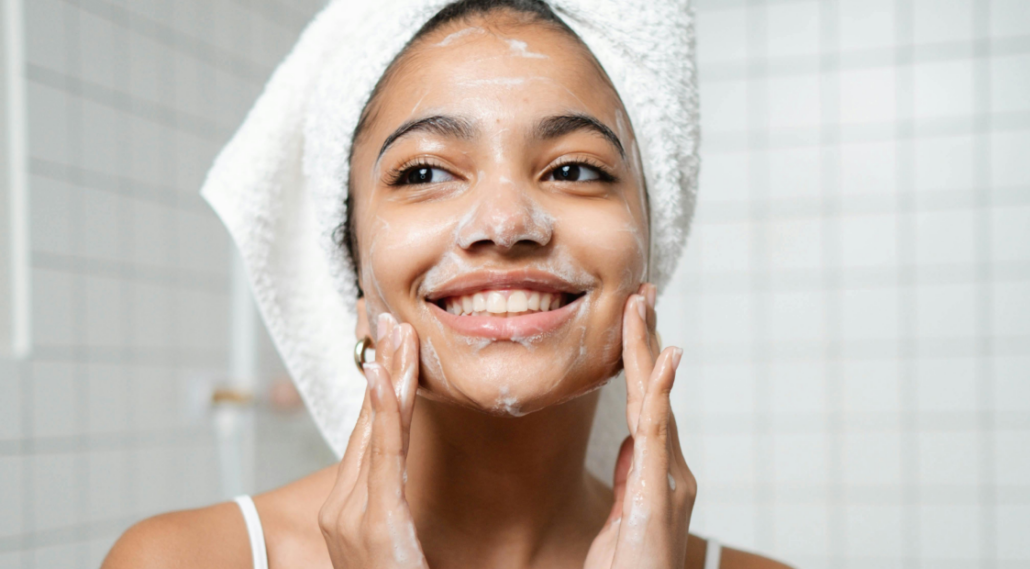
left=546, top=163, right=604, bottom=182
left=400, top=166, right=456, bottom=185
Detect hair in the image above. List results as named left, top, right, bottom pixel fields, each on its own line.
left=334, top=0, right=610, bottom=297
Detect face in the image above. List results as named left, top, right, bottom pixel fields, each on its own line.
left=349, top=15, right=649, bottom=417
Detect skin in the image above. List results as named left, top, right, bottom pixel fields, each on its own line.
left=102, top=12, right=791, bottom=569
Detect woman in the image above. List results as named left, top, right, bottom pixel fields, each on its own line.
left=104, top=1, right=790, bottom=567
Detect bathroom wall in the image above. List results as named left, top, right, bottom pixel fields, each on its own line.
left=1, top=1, right=1027, bottom=569
left=660, top=1, right=1030, bottom=568
left=0, top=0, right=327, bottom=567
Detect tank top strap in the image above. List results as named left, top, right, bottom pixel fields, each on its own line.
left=705, top=537, right=722, bottom=569
left=233, top=495, right=269, bottom=569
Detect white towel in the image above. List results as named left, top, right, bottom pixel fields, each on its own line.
left=200, top=0, right=699, bottom=479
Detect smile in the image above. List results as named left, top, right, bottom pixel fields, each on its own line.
left=438, top=289, right=573, bottom=317
left=423, top=269, right=592, bottom=339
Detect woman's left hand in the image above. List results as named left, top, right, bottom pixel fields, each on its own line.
left=584, top=283, right=695, bottom=569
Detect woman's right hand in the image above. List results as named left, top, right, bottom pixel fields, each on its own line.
left=318, top=313, right=428, bottom=568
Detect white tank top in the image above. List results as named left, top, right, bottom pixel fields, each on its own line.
left=233, top=495, right=723, bottom=569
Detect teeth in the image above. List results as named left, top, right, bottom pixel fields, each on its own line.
left=527, top=292, right=540, bottom=311
left=487, top=291, right=506, bottom=313
left=440, top=289, right=570, bottom=317
left=508, top=291, right=528, bottom=313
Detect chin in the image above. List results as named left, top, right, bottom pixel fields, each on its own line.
left=417, top=339, right=621, bottom=417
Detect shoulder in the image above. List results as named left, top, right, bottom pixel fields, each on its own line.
left=101, top=501, right=252, bottom=569
left=719, top=545, right=794, bottom=569
left=685, top=535, right=794, bottom=569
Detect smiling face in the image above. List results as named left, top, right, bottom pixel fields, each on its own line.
left=348, top=12, right=649, bottom=417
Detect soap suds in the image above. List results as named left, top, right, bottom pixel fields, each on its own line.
left=421, top=338, right=453, bottom=395
left=504, top=38, right=548, bottom=59
left=433, top=26, right=486, bottom=47
left=493, top=385, right=526, bottom=417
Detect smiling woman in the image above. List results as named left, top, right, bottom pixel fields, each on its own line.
left=342, top=11, right=648, bottom=420
left=101, top=1, right=789, bottom=568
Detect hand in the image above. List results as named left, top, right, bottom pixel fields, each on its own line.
left=584, top=283, right=695, bottom=569
left=318, top=313, right=428, bottom=568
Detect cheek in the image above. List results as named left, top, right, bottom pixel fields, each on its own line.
left=554, top=199, right=648, bottom=293
left=358, top=204, right=458, bottom=316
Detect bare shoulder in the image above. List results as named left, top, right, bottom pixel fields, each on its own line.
left=685, top=535, right=793, bottom=569
left=101, top=501, right=251, bottom=569
left=720, top=545, right=794, bottom=569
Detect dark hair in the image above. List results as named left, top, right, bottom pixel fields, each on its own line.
left=334, top=0, right=598, bottom=297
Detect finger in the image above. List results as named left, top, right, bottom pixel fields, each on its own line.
left=332, top=385, right=374, bottom=494
left=612, top=347, right=684, bottom=566
left=631, top=346, right=682, bottom=502
left=376, top=313, right=398, bottom=379
left=606, top=436, right=634, bottom=527
left=364, top=362, right=408, bottom=516
left=643, top=282, right=659, bottom=357
left=395, top=324, right=420, bottom=434
left=668, top=412, right=686, bottom=472
left=622, top=294, right=653, bottom=433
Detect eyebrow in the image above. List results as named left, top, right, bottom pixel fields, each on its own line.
left=535, top=114, right=625, bottom=159
left=377, top=115, right=477, bottom=160
left=375, top=112, right=626, bottom=161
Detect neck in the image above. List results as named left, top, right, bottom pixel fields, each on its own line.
left=405, top=390, right=610, bottom=568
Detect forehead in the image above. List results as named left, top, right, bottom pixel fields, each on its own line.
left=368, top=19, right=626, bottom=135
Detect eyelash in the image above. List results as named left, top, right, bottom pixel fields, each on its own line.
left=384, top=158, right=451, bottom=187
left=548, top=157, right=618, bottom=183
left=385, top=157, right=618, bottom=186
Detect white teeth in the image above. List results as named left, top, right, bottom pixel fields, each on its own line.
left=527, top=291, right=540, bottom=311
left=508, top=291, right=528, bottom=313
left=487, top=291, right=507, bottom=314
left=442, top=289, right=570, bottom=316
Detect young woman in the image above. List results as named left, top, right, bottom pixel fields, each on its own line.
left=104, top=1, right=790, bottom=567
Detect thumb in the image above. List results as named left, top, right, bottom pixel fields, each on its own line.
left=606, top=436, right=634, bottom=526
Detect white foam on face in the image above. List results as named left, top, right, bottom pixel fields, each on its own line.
left=504, top=38, right=548, bottom=59
left=421, top=338, right=452, bottom=396
left=362, top=216, right=396, bottom=316
left=433, top=26, right=486, bottom=47
left=493, top=385, right=526, bottom=417
left=453, top=194, right=554, bottom=250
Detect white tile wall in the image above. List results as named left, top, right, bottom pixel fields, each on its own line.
left=660, top=1, right=1030, bottom=566
left=3, top=0, right=328, bottom=566
left=3, top=1, right=1027, bottom=568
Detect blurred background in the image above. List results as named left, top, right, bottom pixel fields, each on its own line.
left=0, top=0, right=1027, bottom=568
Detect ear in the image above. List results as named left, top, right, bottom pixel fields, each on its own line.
left=354, top=297, right=371, bottom=341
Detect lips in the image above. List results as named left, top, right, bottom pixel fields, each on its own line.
left=424, top=269, right=591, bottom=339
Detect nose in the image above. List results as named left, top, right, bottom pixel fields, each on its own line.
left=455, top=176, right=553, bottom=251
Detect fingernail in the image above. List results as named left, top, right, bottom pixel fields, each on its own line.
left=376, top=313, right=389, bottom=343
left=671, top=347, right=683, bottom=369
left=635, top=295, right=646, bottom=320
left=363, top=362, right=380, bottom=390
left=646, top=284, right=657, bottom=310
